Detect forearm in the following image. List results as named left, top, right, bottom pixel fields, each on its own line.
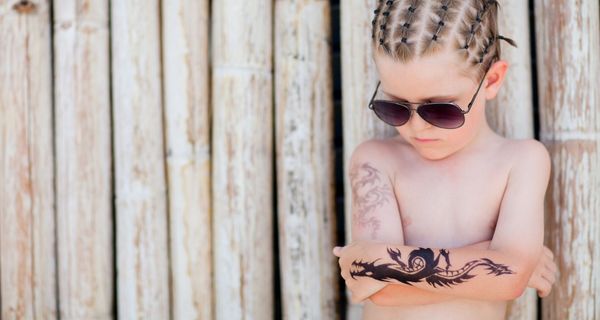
left=352, top=242, right=529, bottom=301
left=370, top=284, right=456, bottom=306
left=370, top=240, right=492, bottom=306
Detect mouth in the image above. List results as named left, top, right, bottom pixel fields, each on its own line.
left=413, top=137, right=439, bottom=143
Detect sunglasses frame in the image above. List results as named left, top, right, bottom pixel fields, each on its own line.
left=367, top=68, right=489, bottom=129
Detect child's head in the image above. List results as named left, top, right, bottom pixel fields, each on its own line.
left=370, top=0, right=517, bottom=160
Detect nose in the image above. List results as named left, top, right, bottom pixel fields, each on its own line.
left=407, top=109, right=433, bottom=131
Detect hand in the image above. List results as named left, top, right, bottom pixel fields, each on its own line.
left=333, top=242, right=386, bottom=303
left=527, top=245, right=558, bottom=298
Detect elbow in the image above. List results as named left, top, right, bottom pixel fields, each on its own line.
left=369, top=290, right=392, bottom=306
left=505, top=278, right=528, bottom=300
left=503, top=260, right=535, bottom=300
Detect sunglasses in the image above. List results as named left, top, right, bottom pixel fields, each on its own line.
left=368, top=69, right=488, bottom=129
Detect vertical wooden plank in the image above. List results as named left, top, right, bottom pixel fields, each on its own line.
left=340, top=1, right=396, bottom=319
left=211, top=1, right=273, bottom=319
left=535, top=0, right=600, bottom=319
left=111, top=0, right=170, bottom=318
left=485, top=1, right=537, bottom=319
left=274, top=1, right=338, bottom=319
left=162, top=0, right=212, bottom=319
left=52, top=0, right=113, bottom=318
left=486, top=0, right=534, bottom=140
left=0, top=1, right=57, bottom=319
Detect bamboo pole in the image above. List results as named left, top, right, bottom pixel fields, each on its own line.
left=162, top=0, right=212, bottom=319
left=485, top=1, right=537, bottom=319
left=274, top=1, right=337, bottom=319
left=0, top=0, right=57, bottom=319
left=340, top=1, right=397, bottom=319
left=111, top=1, right=169, bottom=318
left=211, top=1, right=273, bottom=319
left=534, top=0, right=600, bottom=319
left=52, top=1, right=113, bottom=318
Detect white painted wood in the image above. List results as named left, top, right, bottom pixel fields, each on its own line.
left=486, top=1, right=537, bottom=319
left=535, top=0, right=600, bottom=319
left=53, top=1, right=113, bottom=319
left=162, top=0, right=212, bottom=319
left=340, top=1, right=397, bottom=318
left=211, top=1, right=274, bottom=319
left=111, top=0, right=169, bottom=318
left=0, top=0, right=57, bottom=319
left=274, top=1, right=337, bottom=319
left=486, top=0, right=534, bottom=139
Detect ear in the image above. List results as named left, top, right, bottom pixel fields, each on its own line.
left=484, top=59, right=509, bottom=100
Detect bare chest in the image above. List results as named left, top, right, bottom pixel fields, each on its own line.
left=391, top=152, right=511, bottom=248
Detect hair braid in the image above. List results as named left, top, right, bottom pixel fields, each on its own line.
left=421, top=0, right=461, bottom=56
left=460, top=0, right=498, bottom=51
left=370, top=0, right=518, bottom=83
left=391, top=0, right=424, bottom=61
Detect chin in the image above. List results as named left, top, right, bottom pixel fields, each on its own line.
left=419, top=151, right=452, bottom=161
left=413, top=146, right=454, bottom=161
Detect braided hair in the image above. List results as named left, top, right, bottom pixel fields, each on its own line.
left=371, top=0, right=517, bottom=83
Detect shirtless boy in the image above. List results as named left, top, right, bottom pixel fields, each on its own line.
left=332, top=1, right=558, bottom=319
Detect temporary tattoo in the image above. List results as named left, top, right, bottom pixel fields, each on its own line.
left=349, top=162, right=395, bottom=240
left=349, top=247, right=514, bottom=288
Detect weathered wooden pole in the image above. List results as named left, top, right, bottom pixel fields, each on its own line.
left=0, top=1, right=57, bottom=319
left=535, top=0, right=600, bottom=319
left=340, top=1, right=397, bottom=319
left=53, top=0, right=113, bottom=318
left=486, top=1, right=537, bottom=319
left=274, top=1, right=338, bottom=319
left=211, top=1, right=274, bottom=319
left=162, top=0, right=212, bottom=319
left=111, top=0, right=170, bottom=318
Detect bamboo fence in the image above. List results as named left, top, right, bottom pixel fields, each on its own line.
left=0, top=0, right=597, bottom=319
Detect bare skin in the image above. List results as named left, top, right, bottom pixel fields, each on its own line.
left=333, top=49, right=556, bottom=319
left=361, top=132, right=515, bottom=320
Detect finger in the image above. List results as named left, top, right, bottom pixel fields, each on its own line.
left=544, top=262, right=558, bottom=279
left=543, top=246, right=554, bottom=260
left=333, top=246, right=341, bottom=257
left=537, top=279, right=551, bottom=298
left=547, top=261, right=558, bottom=272
left=540, top=268, right=555, bottom=285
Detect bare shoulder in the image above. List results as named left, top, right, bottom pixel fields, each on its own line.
left=348, top=137, right=401, bottom=174
left=501, top=138, right=551, bottom=179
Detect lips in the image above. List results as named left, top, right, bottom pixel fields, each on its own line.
left=414, top=137, right=438, bottom=142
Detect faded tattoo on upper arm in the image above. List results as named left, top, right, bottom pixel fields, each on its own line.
left=349, top=161, right=396, bottom=240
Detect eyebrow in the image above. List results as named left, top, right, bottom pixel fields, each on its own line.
left=381, top=90, right=458, bottom=102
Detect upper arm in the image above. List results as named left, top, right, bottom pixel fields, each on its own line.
left=347, top=139, right=406, bottom=303
left=490, top=139, right=551, bottom=296
left=348, top=139, right=405, bottom=244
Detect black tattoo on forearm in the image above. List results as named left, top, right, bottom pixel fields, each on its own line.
left=349, top=247, right=515, bottom=288
left=349, top=162, right=395, bottom=239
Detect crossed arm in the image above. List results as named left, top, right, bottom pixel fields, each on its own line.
left=343, top=139, right=551, bottom=305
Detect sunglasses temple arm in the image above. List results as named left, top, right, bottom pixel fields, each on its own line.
left=466, top=72, right=488, bottom=112
left=369, top=81, right=381, bottom=106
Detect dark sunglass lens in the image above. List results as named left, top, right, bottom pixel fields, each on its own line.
left=371, top=101, right=410, bottom=126
left=418, top=103, right=465, bottom=129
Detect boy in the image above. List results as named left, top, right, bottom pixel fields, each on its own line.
left=333, top=2, right=558, bottom=318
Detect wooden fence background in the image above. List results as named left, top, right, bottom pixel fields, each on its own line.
left=1, top=0, right=598, bottom=319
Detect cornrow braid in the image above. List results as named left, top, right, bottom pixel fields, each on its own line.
left=460, top=0, right=499, bottom=51
left=378, top=0, right=399, bottom=53
left=371, top=0, right=385, bottom=40
left=370, top=0, right=518, bottom=83
left=421, top=0, right=460, bottom=56
left=391, top=0, right=424, bottom=61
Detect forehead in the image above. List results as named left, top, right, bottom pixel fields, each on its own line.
left=374, top=49, right=473, bottom=100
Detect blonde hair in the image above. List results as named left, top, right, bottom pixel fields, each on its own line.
left=371, top=0, right=517, bottom=82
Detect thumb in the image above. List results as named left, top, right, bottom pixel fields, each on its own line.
left=332, top=246, right=342, bottom=257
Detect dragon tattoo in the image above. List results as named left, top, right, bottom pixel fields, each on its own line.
left=350, top=247, right=515, bottom=288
